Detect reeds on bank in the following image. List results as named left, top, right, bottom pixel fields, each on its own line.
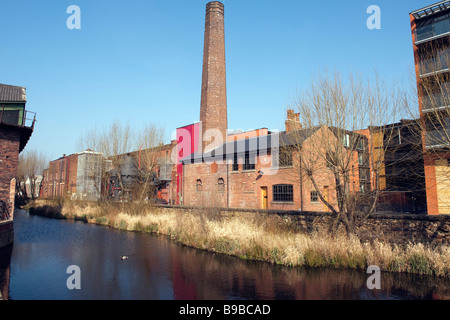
left=28, top=200, right=450, bottom=278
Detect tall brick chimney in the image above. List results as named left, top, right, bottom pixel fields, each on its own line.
left=285, top=109, right=302, bottom=133
left=200, top=1, right=228, bottom=153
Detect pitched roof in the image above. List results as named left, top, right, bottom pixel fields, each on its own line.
left=0, top=83, right=27, bottom=102
left=181, top=126, right=321, bottom=164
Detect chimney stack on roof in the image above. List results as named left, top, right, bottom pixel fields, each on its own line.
left=285, top=109, right=302, bottom=133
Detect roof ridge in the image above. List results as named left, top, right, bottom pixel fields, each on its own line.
left=0, top=83, right=27, bottom=102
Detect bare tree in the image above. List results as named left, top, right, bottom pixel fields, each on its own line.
left=135, top=123, right=166, bottom=202
left=78, top=119, right=137, bottom=167
left=16, top=150, right=47, bottom=201
left=77, top=119, right=138, bottom=201
left=289, top=70, right=407, bottom=235
left=77, top=120, right=166, bottom=204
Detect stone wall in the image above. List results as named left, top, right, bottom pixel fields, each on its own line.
left=157, top=205, right=450, bottom=245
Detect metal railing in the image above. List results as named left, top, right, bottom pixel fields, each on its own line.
left=425, top=127, right=450, bottom=149
left=422, top=92, right=450, bottom=112
left=415, top=11, right=450, bottom=44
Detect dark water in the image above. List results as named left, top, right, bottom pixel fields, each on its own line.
left=0, top=209, right=449, bottom=300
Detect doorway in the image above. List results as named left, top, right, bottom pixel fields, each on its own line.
left=261, top=187, right=268, bottom=209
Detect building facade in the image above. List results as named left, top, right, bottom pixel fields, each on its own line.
left=173, top=1, right=376, bottom=213
left=358, top=120, right=427, bottom=214
left=0, top=83, right=35, bottom=248
left=410, top=1, right=450, bottom=214
left=180, top=112, right=370, bottom=212
left=40, top=150, right=103, bottom=201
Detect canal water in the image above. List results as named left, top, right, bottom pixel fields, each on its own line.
left=1, top=209, right=450, bottom=300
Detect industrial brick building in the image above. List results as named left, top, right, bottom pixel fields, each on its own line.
left=37, top=1, right=436, bottom=216
left=0, top=83, right=35, bottom=248
left=40, top=142, right=176, bottom=204
left=104, top=142, right=175, bottom=203
left=410, top=1, right=450, bottom=215
left=40, top=150, right=104, bottom=201
left=179, top=122, right=370, bottom=211
left=173, top=2, right=372, bottom=212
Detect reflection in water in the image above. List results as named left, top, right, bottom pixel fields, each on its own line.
left=0, top=245, right=12, bottom=300
left=0, top=210, right=449, bottom=300
left=169, top=243, right=450, bottom=300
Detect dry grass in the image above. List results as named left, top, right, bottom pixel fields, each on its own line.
left=27, top=200, right=450, bottom=278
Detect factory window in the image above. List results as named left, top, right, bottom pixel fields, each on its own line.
left=243, top=152, right=255, bottom=171
left=218, top=178, right=225, bottom=192
left=273, top=184, right=293, bottom=202
left=196, top=179, right=202, bottom=192
left=311, top=191, right=319, bottom=203
left=232, top=153, right=239, bottom=171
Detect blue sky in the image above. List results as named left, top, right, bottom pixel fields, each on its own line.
left=0, top=0, right=435, bottom=160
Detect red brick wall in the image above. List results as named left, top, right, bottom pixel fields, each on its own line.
left=182, top=153, right=340, bottom=212
left=182, top=162, right=228, bottom=207
left=182, top=157, right=337, bottom=211
left=67, top=154, right=78, bottom=196
left=47, top=156, right=68, bottom=198
left=41, top=154, right=79, bottom=199
left=0, top=126, right=20, bottom=217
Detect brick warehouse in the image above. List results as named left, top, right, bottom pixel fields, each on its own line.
left=174, top=1, right=428, bottom=213
left=38, top=1, right=431, bottom=215
left=41, top=142, right=176, bottom=204
left=0, top=83, right=35, bottom=248
left=180, top=121, right=370, bottom=211
left=174, top=1, right=371, bottom=212
left=40, top=150, right=104, bottom=201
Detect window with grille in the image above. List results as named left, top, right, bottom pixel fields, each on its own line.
left=273, top=184, right=293, bottom=202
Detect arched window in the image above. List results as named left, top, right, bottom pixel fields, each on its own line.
left=196, top=179, right=202, bottom=192
left=218, top=178, right=225, bottom=192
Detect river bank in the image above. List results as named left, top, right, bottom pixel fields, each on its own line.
left=25, top=199, right=450, bottom=278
